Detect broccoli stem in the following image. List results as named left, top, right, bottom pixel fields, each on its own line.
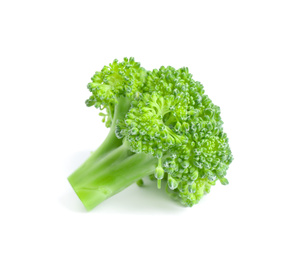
left=87, top=96, right=132, bottom=161
left=68, top=142, right=157, bottom=210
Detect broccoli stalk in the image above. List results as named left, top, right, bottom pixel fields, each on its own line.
left=85, top=96, right=131, bottom=161
left=68, top=96, right=141, bottom=210
left=68, top=141, right=157, bottom=210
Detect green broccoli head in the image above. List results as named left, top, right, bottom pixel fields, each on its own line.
left=117, top=66, right=233, bottom=206
left=68, top=58, right=233, bottom=210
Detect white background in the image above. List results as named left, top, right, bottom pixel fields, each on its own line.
left=1, top=0, right=287, bottom=259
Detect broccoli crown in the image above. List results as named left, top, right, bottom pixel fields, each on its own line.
left=118, top=65, right=233, bottom=206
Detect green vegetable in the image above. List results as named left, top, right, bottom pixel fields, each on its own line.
left=68, top=58, right=233, bottom=210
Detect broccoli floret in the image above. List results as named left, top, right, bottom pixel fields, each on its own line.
left=81, top=57, right=146, bottom=161
left=68, top=58, right=233, bottom=210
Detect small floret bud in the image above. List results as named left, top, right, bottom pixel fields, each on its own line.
left=182, top=122, right=189, bottom=132
left=155, top=166, right=164, bottom=180
left=168, top=175, right=178, bottom=190
left=174, top=121, right=181, bottom=132
left=193, top=160, right=202, bottom=169
left=206, top=122, right=213, bottom=131
left=155, top=166, right=164, bottom=189
left=115, top=125, right=124, bottom=139
left=160, top=131, right=167, bottom=139
left=219, top=178, right=229, bottom=185
left=204, top=184, right=211, bottom=194
left=166, top=167, right=174, bottom=174
left=188, top=182, right=197, bottom=193
left=181, top=161, right=190, bottom=168
left=136, top=179, right=144, bottom=187
left=155, top=150, right=163, bottom=159
left=177, top=182, right=186, bottom=192
left=207, top=173, right=216, bottom=181
left=130, top=127, right=139, bottom=135
left=191, top=169, right=198, bottom=180
left=85, top=97, right=96, bottom=107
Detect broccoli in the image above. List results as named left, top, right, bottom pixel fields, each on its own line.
left=68, top=58, right=233, bottom=210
